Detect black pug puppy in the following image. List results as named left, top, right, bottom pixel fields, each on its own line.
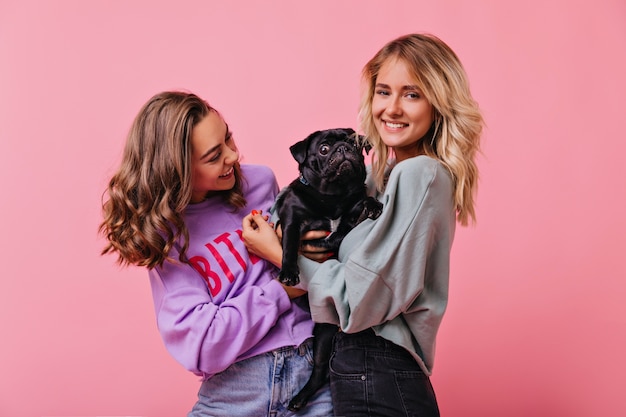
left=273, top=127, right=383, bottom=411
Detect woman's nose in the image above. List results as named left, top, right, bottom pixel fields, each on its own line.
left=386, top=97, right=402, bottom=116
left=225, top=142, right=239, bottom=163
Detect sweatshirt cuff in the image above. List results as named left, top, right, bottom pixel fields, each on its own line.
left=296, top=256, right=322, bottom=290
left=261, top=279, right=291, bottom=313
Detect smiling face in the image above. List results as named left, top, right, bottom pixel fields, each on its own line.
left=371, top=57, right=434, bottom=162
left=190, top=110, right=239, bottom=203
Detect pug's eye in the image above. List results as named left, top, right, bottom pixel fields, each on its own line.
left=319, top=144, right=330, bottom=155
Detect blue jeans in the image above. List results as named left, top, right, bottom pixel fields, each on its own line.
left=329, top=329, right=440, bottom=417
left=188, top=338, right=333, bottom=417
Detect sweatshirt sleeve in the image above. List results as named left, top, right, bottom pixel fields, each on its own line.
left=149, top=258, right=291, bottom=377
left=298, top=157, right=455, bottom=334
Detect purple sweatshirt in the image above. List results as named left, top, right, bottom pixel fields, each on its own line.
left=148, top=164, right=314, bottom=379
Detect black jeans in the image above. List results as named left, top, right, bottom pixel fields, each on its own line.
left=329, top=329, right=440, bottom=417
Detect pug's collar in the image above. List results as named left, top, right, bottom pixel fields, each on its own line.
left=299, top=174, right=310, bottom=186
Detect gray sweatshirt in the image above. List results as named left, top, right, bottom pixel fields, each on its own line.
left=297, top=155, right=456, bottom=375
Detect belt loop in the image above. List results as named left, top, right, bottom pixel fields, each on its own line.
left=298, top=339, right=309, bottom=356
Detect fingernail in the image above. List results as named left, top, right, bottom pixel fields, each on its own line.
left=325, top=231, right=331, bottom=236
left=251, top=210, right=259, bottom=216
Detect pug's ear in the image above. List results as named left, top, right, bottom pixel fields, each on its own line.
left=357, top=134, right=373, bottom=155
left=290, top=131, right=318, bottom=164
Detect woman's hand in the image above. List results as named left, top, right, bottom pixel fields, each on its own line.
left=242, top=210, right=308, bottom=300
left=241, top=210, right=283, bottom=267
left=276, top=225, right=333, bottom=262
left=299, top=230, right=334, bottom=262
left=243, top=211, right=333, bottom=264
left=280, top=283, right=307, bottom=299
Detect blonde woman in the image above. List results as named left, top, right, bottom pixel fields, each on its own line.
left=243, top=33, right=483, bottom=416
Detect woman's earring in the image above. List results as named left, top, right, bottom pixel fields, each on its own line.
left=430, top=116, right=442, bottom=148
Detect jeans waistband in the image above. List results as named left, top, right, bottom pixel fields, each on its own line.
left=270, top=337, right=312, bottom=357
left=334, top=329, right=414, bottom=359
left=335, top=328, right=388, bottom=348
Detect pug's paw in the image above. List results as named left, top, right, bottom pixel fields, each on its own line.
left=278, top=267, right=301, bottom=286
left=359, top=197, right=383, bottom=222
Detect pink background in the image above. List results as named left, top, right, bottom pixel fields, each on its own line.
left=1, top=1, right=625, bottom=416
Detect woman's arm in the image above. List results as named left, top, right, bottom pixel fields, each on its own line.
left=241, top=211, right=331, bottom=300
left=298, top=157, right=455, bottom=333
left=149, top=251, right=292, bottom=377
left=241, top=210, right=283, bottom=267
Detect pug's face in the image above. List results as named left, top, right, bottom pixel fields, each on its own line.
left=289, top=128, right=367, bottom=195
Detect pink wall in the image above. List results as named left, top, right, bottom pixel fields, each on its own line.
left=1, top=1, right=625, bottom=416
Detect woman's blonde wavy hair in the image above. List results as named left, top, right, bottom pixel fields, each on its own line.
left=359, top=33, right=483, bottom=226
left=99, top=91, right=246, bottom=269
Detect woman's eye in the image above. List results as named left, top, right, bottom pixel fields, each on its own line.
left=319, top=144, right=330, bottom=155
left=207, top=149, right=222, bottom=163
left=375, top=89, right=389, bottom=96
left=406, top=92, right=420, bottom=99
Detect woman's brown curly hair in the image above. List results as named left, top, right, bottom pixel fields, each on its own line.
left=99, top=91, right=246, bottom=269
